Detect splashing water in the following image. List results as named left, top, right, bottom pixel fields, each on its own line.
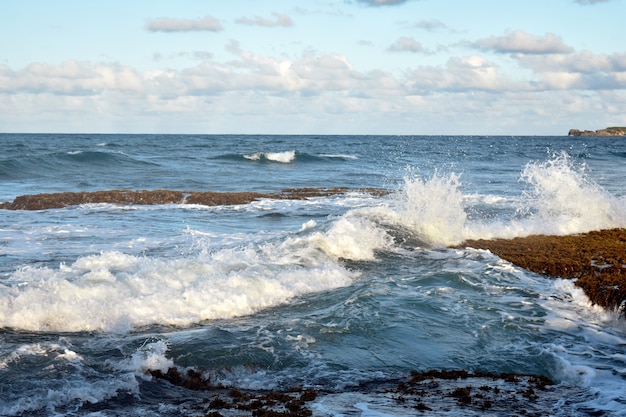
left=392, top=172, right=467, bottom=246
left=357, top=153, right=626, bottom=246
left=517, top=152, right=626, bottom=235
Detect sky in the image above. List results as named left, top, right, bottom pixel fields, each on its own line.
left=1, top=0, right=625, bottom=135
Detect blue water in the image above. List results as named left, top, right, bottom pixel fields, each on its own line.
left=1, top=134, right=625, bottom=416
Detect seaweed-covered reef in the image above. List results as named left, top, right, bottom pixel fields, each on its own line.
left=0, top=188, right=386, bottom=211
left=458, top=229, right=626, bottom=315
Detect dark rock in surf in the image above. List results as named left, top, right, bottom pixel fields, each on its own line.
left=0, top=187, right=388, bottom=210
left=456, top=228, right=626, bottom=315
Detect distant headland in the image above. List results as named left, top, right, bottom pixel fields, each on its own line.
left=568, top=126, right=626, bottom=136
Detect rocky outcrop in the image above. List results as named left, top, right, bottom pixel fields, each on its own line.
left=568, top=127, right=626, bottom=136
left=457, top=229, right=626, bottom=315
left=0, top=187, right=387, bottom=210
left=148, top=366, right=556, bottom=416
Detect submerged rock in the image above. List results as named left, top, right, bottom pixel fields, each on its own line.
left=147, top=366, right=560, bottom=416
left=458, top=228, right=626, bottom=315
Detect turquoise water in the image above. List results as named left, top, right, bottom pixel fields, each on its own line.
left=1, top=134, right=625, bottom=415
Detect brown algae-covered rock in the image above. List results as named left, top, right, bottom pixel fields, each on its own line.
left=0, top=188, right=386, bottom=210
left=458, top=229, right=626, bottom=314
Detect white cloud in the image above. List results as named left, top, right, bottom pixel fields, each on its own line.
left=473, top=30, right=574, bottom=54
left=516, top=51, right=626, bottom=90
left=518, top=50, right=611, bottom=74
left=574, top=0, right=609, bottom=4
left=0, top=61, right=142, bottom=95
left=406, top=55, right=518, bottom=93
left=153, top=51, right=214, bottom=62
left=387, top=37, right=429, bottom=53
left=235, top=12, right=294, bottom=27
left=356, top=0, right=410, bottom=5
left=414, top=19, right=449, bottom=32
left=145, top=16, right=223, bottom=32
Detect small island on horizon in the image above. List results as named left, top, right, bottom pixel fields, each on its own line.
left=568, top=126, right=626, bottom=136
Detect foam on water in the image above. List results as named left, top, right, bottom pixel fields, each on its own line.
left=116, top=340, right=175, bottom=375
left=308, top=214, right=394, bottom=261
left=0, top=339, right=140, bottom=416
left=319, top=153, right=359, bottom=160
left=0, top=225, right=360, bottom=332
left=539, top=279, right=626, bottom=416
left=243, top=150, right=296, bottom=163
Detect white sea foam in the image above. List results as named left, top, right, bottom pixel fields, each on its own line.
left=539, top=278, right=626, bottom=416
left=308, top=214, right=393, bottom=261
left=243, top=152, right=262, bottom=161
left=319, top=153, right=358, bottom=160
left=243, top=150, right=296, bottom=163
left=116, top=340, right=175, bottom=375
left=266, top=150, right=296, bottom=163
left=0, top=235, right=357, bottom=332
left=0, top=340, right=139, bottom=416
left=299, top=219, right=317, bottom=232
left=1, top=377, right=138, bottom=416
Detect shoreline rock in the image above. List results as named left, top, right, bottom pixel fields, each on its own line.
left=568, top=127, right=626, bottom=136
left=0, top=187, right=388, bottom=211
left=147, top=366, right=557, bottom=416
left=457, top=228, right=626, bottom=315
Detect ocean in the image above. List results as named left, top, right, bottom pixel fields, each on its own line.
left=0, top=134, right=625, bottom=416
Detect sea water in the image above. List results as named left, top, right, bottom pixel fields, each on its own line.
left=1, top=134, right=625, bottom=415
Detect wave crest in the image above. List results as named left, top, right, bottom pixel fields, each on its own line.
left=0, top=238, right=357, bottom=333
left=244, top=150, right=296, bottom=163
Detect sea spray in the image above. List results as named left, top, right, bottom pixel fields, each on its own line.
left=339, top=153, right=626, bottom=248
left=117, top=340, right=175, bottom=375
left=338, top=170, right=469, bottom=248
left=463, top=153, right=626, bottom=240
left=517, top=152, right=626, bottom=235
left=308, top=214, right=393, bottom=261
left=393, top=171, right=467, bottom=246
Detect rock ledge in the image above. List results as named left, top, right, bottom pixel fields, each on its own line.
left=457, top=229, right=626, bottom=315
left=568, top=127, right=626, bottom=136
left=0, top=188, right=387, bottom=211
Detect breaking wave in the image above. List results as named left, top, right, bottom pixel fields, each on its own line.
left=215, top=150, right=358, bottom=164
left=330, top=152, right=626, bottom=248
